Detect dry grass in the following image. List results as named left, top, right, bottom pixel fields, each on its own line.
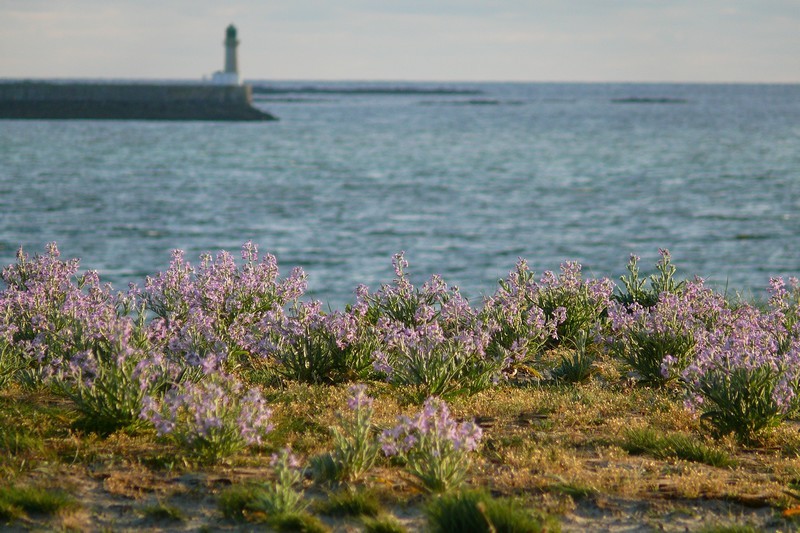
left=3, top=373, right=800, bottom=531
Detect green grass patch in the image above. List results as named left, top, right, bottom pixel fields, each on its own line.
left=0, top=499, right=23, bottom=521
left=622, top=427, right=735, bottom=468
left=362, top=514, right=408, bottom=533
left=0, top=426, right=46, bottom=457
left=426, top=490, right=549, bottom=533
left=548, top=481, right=597, bottom=500
left=698, top=525, right=760, bottom=533
left=315, top=488, right=383, bottom=517
left=269, top=511, right=331, bottom=532
left=0, top=485, right=78, bottom=518
left=218, top=483, right=266, bottom=521
left=139, top=501, right=185, bottom=522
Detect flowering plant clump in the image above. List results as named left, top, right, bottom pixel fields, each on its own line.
left=381, top=397, right=482, bottom=493
left=363, top=253, right=501, bottom=399
left=142, top=242, right=307, bottom=369
left=53, top=325, right=177, bottom=435
left=535, top=261, right=614, bottom=349
left=311, top=384, right=381, bottom=484
left=767, top=276, right=800, bottom=355
left=9, top=242, right=800, bottom=450
left=607, top=280, right=728, bottom=384
left=251, top=447, right=308, bottom=516
left=141, top=372, right=273, bottom=462
left=259, top=301, right=379, bottom=384
left=0, top=244, right=132, bottom=387
left=683, top=304, right=800, bottom=442
left=360, top=252, right=452, bottom=328
left=483, top=259, right=612, bottom=370
left=481, top=259, right=565, bottom=375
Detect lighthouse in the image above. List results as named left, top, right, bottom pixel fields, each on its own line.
left=211, top=24, right=241, bottom=85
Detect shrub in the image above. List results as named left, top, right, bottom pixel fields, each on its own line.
left=482, top=259, right=611, bottom=379
left=481, top=259, right=563, bottom=370
left=535, top=261, right=613, bottom=349
left=250, top=448, right=308, bottom=516
left=55, top=343, right=175, bottom=435
left=0, top=243, right=133, bottom=389
left=551, top=330, right=597, bottom=384
left=766, top=276, right=800, bottom=355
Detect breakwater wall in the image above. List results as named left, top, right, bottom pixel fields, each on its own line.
left=0, top=82, right=276, bottom=121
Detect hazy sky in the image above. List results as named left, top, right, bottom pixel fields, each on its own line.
left=1, top=0, right=798, bottom=82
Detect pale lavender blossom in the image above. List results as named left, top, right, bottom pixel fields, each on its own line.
left=380, top=397, right=482, bottom=492
left=140, top=373, right=273, bottom=461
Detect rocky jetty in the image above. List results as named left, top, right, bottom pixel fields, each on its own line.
left=0, top=81, right=276, bottom=121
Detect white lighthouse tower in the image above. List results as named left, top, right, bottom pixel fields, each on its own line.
left=211, top=24, right=241, bottom=85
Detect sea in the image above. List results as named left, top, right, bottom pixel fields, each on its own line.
left=1, top=81, right=799, bottom=308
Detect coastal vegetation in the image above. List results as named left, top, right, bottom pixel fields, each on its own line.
left=2, top=242, right=800, bottom=530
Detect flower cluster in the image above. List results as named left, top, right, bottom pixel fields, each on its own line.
left=359, top=253, right=502, bottom=398
left=143, top=242, right=307, bottom=368
left=259, top=300, right=378, bottom=384
left=682, top=302, right=800, bottom=441
left=607, top=279, right=727, bottom=383
left=381, top=397, right=482, bottom=492
left=0, top=243, right=129, bottom=385
left=483, top=258, right=612, bottom=364
left=481, top=258, right=566, bottom=371
left=140, top=372, right=273, bottom=462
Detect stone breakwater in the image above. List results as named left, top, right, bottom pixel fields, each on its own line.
left=0, top=81, right=277, bottom=121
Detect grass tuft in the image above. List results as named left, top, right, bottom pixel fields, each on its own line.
left=426, top=489, right=548, bottom=533
left=139, top=501, right=185, bottom=522
left=218, top=483, right=265, bottom=521
left=548, top=481, right=597, bottom=500
left=269, top=511, right=331, bottom=532
left=315, top=488, right=382, bottom=517
left=0, top=485, right=78, bottom=518
left=622, top=427, right=736, bottom=467
left=698, top=525, right=760, bottom=533
left=0, top=500, right=23, bottom=521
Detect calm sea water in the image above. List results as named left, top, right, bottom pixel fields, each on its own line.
left=1, top=82, right=799, bottom=307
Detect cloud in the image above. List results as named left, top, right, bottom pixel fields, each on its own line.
left=0, top=0, right=798, bottom=81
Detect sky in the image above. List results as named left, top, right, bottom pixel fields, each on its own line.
left=0, top=0, right=798, bottom=83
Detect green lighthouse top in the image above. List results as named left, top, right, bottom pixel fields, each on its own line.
left=226, top=24, right=237, bottom=40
